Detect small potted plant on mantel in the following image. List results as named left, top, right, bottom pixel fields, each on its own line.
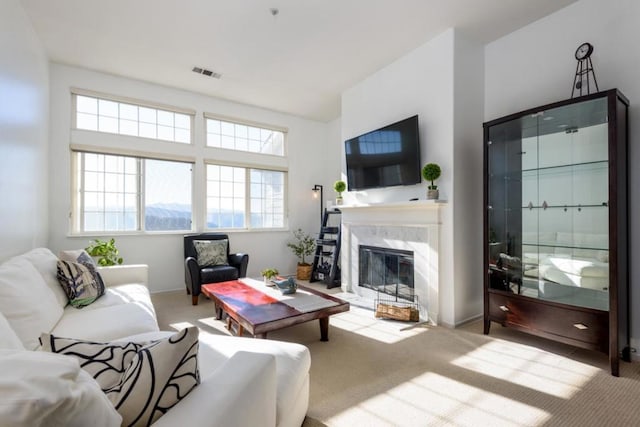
left=334, top=180, right=346, bottom=205
left=422, top=163, right=441, bottom=200
left=261, top=267, right=279, bottom=285
left=286, top=228, right=316, bottom=280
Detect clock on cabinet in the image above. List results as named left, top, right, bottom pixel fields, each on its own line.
left=575, top=42, right=593, bottom=60
left=572, top=42, right=599, bottom=97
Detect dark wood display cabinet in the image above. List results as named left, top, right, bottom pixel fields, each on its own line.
left=483, top=89, right=630, bottom=376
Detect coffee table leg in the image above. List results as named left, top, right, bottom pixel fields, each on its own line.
left=319, top=317, right=329, bottom=341
left=213, top=303, right=223, bottom=320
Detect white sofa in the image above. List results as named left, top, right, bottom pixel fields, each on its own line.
left=0, top=248, right=310, bottom=427
left=522, top=231, right=609, bottom=291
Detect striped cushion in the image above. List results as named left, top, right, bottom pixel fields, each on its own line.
left=56, top=260, right=105, bottom=308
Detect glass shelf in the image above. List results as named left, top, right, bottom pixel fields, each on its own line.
left=521, top=243, right=608, bottom=251
left=522, top=159, right=607, bottom=173
left=520, top=203, right=608, bottom=209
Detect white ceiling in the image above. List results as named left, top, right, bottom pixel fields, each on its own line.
left=21, top=0, right=576, bottom=122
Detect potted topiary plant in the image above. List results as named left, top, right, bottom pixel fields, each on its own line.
left=334, top=180, right=346, bottom=205
left=422, top=163, right=441, bottom=200
left=286, top=228, right=316, bottom=280
left=85, top=238, right=123, bottom=266
left=261, top=267, right=279, bottom=285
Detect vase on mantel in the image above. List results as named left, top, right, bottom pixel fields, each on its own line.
left=427, top=189, right=439, bottom=200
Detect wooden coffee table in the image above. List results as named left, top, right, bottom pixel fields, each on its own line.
left=201, top=279, right=349, bottom=341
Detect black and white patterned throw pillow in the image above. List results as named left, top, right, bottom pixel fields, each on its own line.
left=41, top=327, right=200, bottom=427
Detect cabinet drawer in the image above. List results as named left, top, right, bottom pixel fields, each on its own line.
left=488, top=292, right=608, bottom=351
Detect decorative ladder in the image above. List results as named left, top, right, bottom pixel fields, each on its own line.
left=310, top=209, right=341, bottom=288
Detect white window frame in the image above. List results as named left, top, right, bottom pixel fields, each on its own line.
left=204, top=112, right=287, bottom=157
left=68, top=90, right=290, bottom=234
left=71, top=149, right=194, bottom=235
left=205, top=163, right=288, bottom=231
left=71, top=88, right=195, bottom=145
left=203, top=113, right=289, bottom=231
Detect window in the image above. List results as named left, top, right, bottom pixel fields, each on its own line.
left=74, top=94, right=192, bottom=143
left=70, top=90, right=288, bottom=233
left=74, top=152, right=192, bottom=233
left=144, top=159, right=193, bottom=231
left=205, top=115, right=287, bottom=230
left=206, top=165, right=245, bottom=228
left=206, top=164, right=285, bottom=229
left=250, top=169, right=284, bottom=228
left=206, top=117, right=284, bottom=155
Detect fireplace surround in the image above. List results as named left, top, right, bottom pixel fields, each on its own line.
left=339, top=200, right=445, bottom=324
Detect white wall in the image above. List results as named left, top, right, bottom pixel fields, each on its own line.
left=341, top=28, right=484, bottom=326
left=342, top=29, right=455, bottom=205
left=325, top=117, right=343, bottom=204
left=452, top=32, right=485, bottom=324
left=0, top=0, right=49, bottom=260
left=485, top=0, right=640, bottom=350
left=48, top=64, right=329, bottom=293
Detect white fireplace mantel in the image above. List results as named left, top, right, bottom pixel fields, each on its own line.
left=339, top=200, right=447, bottom=324
left=339, top=200, right=446, bottom=226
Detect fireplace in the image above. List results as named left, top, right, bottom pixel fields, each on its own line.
left=359, top=245, right=414, bottom=302
left=339, top=201, right=444, bottom=324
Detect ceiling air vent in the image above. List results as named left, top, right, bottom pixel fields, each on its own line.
left=192, top=66, right=221, bottom=79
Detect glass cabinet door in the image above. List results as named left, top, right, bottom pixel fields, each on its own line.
left=487, top=118, right=524, bottom=293
left=487, top=96, right=610, bottom=311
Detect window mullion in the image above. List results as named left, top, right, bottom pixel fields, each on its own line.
left=245, top=168, right=251, bottom=229
left=139, top=159, right=145, bottom=231
left=78, top=153, right=85, bottom=233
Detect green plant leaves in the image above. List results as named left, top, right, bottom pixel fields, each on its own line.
left=421, top=163, right=441, bottom=189
left=85, top=238, right=124, bottom=266
left=286, top=228, right=316, bottom=265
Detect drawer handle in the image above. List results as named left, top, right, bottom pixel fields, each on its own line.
left=499, top=305, right=510, bottom=312
left=573, top=323, right=588, bottom=330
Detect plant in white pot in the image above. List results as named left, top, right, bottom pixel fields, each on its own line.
left=261, top=267, right=279, bottom=285
left=334, top=180, right=346, bottom=205
left=422, top=163, right=441, bottom=200
left=286, top=229, right=316, bottom=280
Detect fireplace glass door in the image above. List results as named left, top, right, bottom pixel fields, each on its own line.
left=359, top=245, right=414, bottom=301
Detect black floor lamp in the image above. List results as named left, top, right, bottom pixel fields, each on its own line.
left=312, top=184, right=323, bottom=226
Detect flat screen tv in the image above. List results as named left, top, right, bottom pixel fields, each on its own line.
left=344, top=115, right=421, bottom=191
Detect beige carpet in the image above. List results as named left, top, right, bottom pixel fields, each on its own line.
left=152, top=286, right=640, bottom=427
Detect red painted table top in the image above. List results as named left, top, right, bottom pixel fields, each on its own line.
left=201, top=280, right=301, bottom=325
left=205, top=280, right=279, bottom=308
left=201, top=280, right=349, bottom=337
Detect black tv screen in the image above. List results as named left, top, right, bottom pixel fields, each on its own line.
left=344, top=115, right=421, bottom=191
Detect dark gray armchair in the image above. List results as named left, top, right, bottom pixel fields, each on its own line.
left=184, top=233, right=249, bottom=305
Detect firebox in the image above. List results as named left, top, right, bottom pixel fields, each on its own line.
left=358, top=245, right=414, bottom=301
